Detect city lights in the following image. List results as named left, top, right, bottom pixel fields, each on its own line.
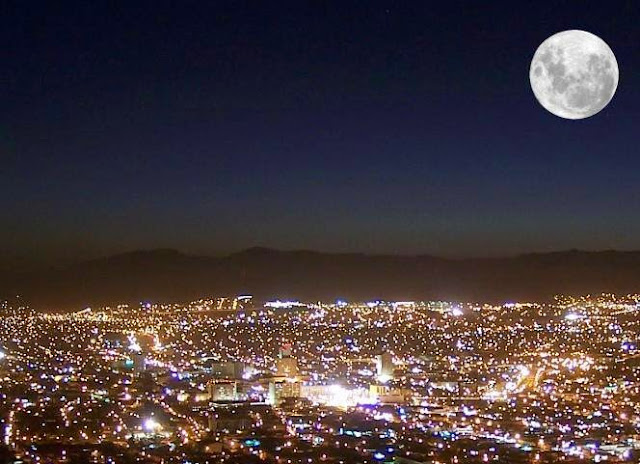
left=0, top=294, right=639, bottom=463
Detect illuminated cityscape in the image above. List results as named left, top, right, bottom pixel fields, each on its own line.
left=1, top=294, right=640, bottom=463
left=3, top=1, right=640, bottom=463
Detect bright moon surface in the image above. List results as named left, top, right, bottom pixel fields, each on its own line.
left=530, top=30, right=618, bottom=119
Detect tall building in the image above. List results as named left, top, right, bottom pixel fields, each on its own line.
left=268, top=380, right=301, bottom=405
left=275, top=343, right=299, bottom=379
left=376, top=353, right=393, bottom=382
left=209, top=361, right=245, bottom=379
left=208, top=381, right=238, bottom=401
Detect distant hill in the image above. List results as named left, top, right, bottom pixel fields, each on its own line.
left=2, top=248, right=640, bottom=309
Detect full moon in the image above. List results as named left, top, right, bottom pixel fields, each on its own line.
left=529, top=30, right=618, bottom=119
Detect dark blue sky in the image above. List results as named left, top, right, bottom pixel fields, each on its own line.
left=2, top=1, right=639, bottom=264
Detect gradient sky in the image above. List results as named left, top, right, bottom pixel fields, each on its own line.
left=2, top=1, right=640, bottom=264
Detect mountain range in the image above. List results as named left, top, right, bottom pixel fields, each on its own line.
left=2, top=247, right=640, bottom=310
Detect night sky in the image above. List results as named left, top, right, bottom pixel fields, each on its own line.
left=2, top=1, right=640, bottom=265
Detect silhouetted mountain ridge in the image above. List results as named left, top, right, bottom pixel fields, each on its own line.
left=3, top=248, right=640, bottom=310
